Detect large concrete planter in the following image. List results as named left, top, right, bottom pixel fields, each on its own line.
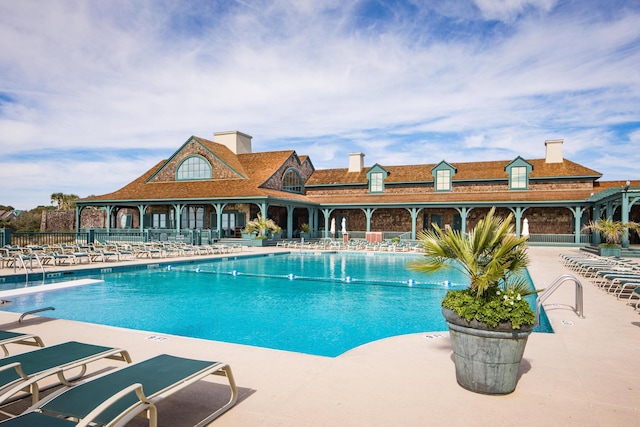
left=442, top=308, right=533, bottom=395
left=598, top=245, right=621, bottom=257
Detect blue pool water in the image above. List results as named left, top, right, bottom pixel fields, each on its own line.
left=2, top=252, right=551, bottom=357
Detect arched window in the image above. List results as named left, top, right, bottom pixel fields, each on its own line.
left=282, top=169, right=303, bottom=193
left=176, top=156, right=212, bottom=180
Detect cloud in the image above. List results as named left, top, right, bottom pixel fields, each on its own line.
left=473, top=0, right=557, bottom=22
left=0, top=0, right=639, bottom=209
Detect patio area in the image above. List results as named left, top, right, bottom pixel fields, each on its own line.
left=0, top=246, right=638, bottom=426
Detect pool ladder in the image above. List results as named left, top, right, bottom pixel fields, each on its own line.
left=13, top=253, right=45, bottom=284
left=536, top=274, right=585, bottom=325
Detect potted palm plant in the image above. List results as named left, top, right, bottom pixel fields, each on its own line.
left=582, top=218, right=639, bottom=257
left=408, top=207, right=536, bottom=394
left=244, top=214, right=280, bottom=245
left=299, top=223, right=310, bottom=238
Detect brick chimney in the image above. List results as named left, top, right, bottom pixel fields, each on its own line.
left=214, top=131, right=253, bottom=154
left=545, top=139, right=563, bottom=163
left=348, top=153, right=365, bottom=172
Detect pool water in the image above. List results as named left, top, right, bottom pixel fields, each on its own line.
left=2, top=252, right=551, bottom=357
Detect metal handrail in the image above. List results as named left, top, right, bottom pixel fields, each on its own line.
left=19, top=307, right=55, bottom=323
left=13, top=253, right=45, bottom=284
left=536, top=274, right=585, bottom=325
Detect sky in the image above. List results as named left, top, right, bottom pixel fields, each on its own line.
left=1, top=0, right=639, bottom=210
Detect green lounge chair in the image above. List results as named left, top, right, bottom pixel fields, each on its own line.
left=0, top=341, right=131, bottom=406
left=0, top=330, right=44, bottom=356
left=6, top=354, right=238, bottom=427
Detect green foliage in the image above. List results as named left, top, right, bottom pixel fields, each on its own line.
left=50, top=192, right=79, bottom=210
left=11, top=206, right=54, bottom=232
left=391, top=237, right=400, bottom=243
left=300, top=223, right=310, bottom=233
left=582, top=218, right=640, bottom=245
left=409, top=207, right=535, bottom=328
left=244, top=214, right=279, bottom=236
left=442, top=288, right=535, bottom=329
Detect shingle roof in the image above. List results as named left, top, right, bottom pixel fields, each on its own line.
left=306, top=188, right=596, bottom=205
left=82, top=142, right=302, bottom=203
left=79, top=136, right=607, bottom=206
left=306, top=158, right=601, bottom=186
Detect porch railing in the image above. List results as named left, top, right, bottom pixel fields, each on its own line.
left=9, top=232, right=89, bottom=247
left=1, top=228, right=592, bottom=247
left=526, top=233, right=592, bottom=245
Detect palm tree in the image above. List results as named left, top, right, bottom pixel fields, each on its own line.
left=408, top=207, right=530, bottom=297
left=582, top=218, right=640, bottom=245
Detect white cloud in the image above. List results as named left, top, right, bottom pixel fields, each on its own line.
left=473, top=0, right=557, bottom=22
left=0, top=0, right=639, bottom=208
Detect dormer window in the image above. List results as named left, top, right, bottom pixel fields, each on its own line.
left=506, top=157, right=533, bottom=190
left=436, top=169, right=451, bottom=191
left=282, top=169, right=303, bottom=193
left=367, top=164, right=388, bottom=193
left=176, top=156, right=212, bottom=180
left=432, top=161, right=456, bottom=192
left=510, top=166, right=527, bottom=189
left=370, top=172, right=383, bottom=192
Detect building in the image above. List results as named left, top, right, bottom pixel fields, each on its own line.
left=77, top=131, right=640, bottom=247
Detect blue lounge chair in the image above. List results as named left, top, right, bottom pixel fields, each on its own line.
left=0, top=341, right=131, bottom=406
left=4, top=354, right=238, bottom=427
left=0, top=330, right=44, bottom=356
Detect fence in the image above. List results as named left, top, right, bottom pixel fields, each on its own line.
left=527, top=233, right=592, bottom=245
left=0, top=228, right=592, bottom=247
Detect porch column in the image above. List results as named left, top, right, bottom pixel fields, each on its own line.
left=75, top=205, right=82, bottom=232
left=172, top=204, right=184, bottom=232
left=622, top=190, right=630, bottom=248
left=321, top=208, right=334, bottom=238
left=137, top=205, right=148, bottom=232
left=569, top=207, right=587, bottom=244
left=211, top=203, right=226, bottom=240
left=105, top=205, right=114, bottom=233
left=286, top=205, right=294, bottom=239
left=361, top=208, right=376, bottom=233
left=605, top=201, right=614, bottom=219
left=455, top=207, right=471, bottom=236
left=259, top=203, right=268, bottom=220
left=306, top=207, right=316, bottom=237
left=508, top=207, right=526, bottom=237
left=406, top=208, right=421, bottom=240
left=592, top=204, right=601, bottom=245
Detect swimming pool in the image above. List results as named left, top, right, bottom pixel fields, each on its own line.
left=2, top=252, right=551, bottom=357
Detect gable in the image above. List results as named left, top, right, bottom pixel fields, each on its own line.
left=256, top=151, right=315, bottom=191
left=147, top=136, right=245, bottom=183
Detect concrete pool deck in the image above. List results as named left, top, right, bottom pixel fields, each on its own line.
left=0, top=246, right=638, bottom=426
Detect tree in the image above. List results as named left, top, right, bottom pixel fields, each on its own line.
left=51, top=193, right=79, bottom=210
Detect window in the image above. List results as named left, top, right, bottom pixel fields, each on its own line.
left=436, top=169, right=451, bottom=191
left=181, top=206, right=205, bottom=229
left=176, top=156, right=211, bottom=180
left=370, top=172, right=383, bottom=192
left=510, top=166, right=527, bottom=189
left=432, top=160, right=455, bottom=192
left=506, top=157, right=532, bottom=190
left=282, top=169, right=303, bottom=193
left=366, top=164, right=388, bottom=193
left=152, top=213, right=167, bottom=228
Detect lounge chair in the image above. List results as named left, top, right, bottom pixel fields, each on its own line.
left=0, top=341, right=131, bottom=406
left=4, top=354, right=237, bottom=427
left=0, top=330, right=44, bottom=356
